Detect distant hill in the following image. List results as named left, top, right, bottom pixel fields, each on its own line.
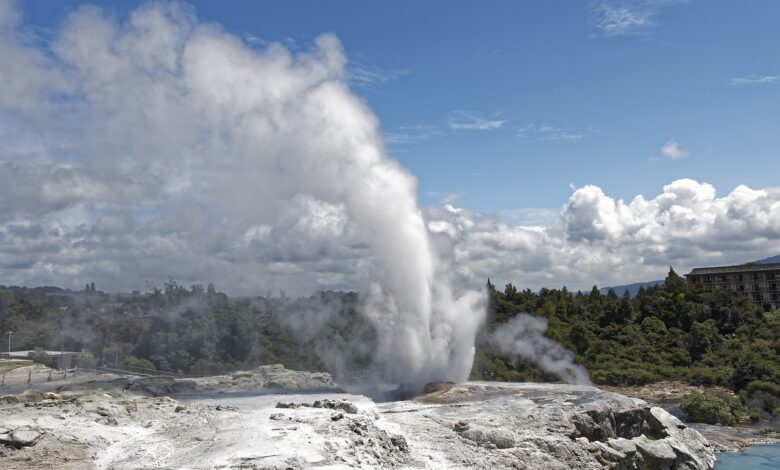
left=756, top=255, right=780, bottom=264
left=600, top=280, right=663, bottom=297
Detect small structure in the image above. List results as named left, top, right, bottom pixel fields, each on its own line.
left=685, top=262, right=780, bottom=309
left=5, top=350, right=82, bottom=370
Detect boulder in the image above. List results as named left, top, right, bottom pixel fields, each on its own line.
left=11, top=430, right=42, bottom=447
left=0, top=429, right=42, bottom=448
left=634, top=435, right=677, bottom=461
left=0, top=395, right=19, bottom=405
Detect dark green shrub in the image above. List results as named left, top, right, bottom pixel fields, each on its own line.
left=686, top=366, right=732, bottom=387
left=123, top=356, right=157, bottom=371
left=27, top=348, right=55, bottom=368
left=681, top=390, right=746, bottom=425
left=740, top=380, right=780, bottom=418
left=731, top=352, right=777, bottom=391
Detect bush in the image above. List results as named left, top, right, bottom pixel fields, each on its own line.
left=681, top=390, right=746, bottom=425
left=740, top=380, right=780, bottom=418
left=686, top=366, right=732, bottom=387
left=27, top=348, right=55, bottom=368
left=122, top=356, right=157, bottom=371
left=731, top=352, right=777, bottom=391
left=591, top=365, right=662, bottom=386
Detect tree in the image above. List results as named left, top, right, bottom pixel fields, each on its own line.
left=190, top=284, right=205, bottom=296
left=689, top=320, right=718, bottom=360
left=665, top=267, right=686, bottom=295
left=589, top=285, right=602, bottom=301
left=641, top=316, right=668, bottom=336
left=732, top=351, right=777, bottom=391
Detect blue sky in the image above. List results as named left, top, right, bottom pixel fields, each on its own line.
left=21, top=1, right=780, bottom=216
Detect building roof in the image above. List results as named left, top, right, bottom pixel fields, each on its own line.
left=686, top=263, right=780, bottom=276
left=6, top=350, right=81, bottom=358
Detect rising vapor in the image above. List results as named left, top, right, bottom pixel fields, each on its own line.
left=0, top=1, right=485, bottom=389
left=490, top=314, right=591, bottom=385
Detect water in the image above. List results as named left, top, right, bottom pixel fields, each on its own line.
left=714, top=444, right=780, bottom=469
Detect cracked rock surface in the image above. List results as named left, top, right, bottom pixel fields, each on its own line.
left=0, top=379, right=715, bottom=469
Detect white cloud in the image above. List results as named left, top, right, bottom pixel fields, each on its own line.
left=659, top=140, right=689, bottom=160
left=590, top=1, right=684, bottom=38
left=448, top=111, right=505, bottom=131
left=517, top=123, right=586, bottom=142
left=730, top=75, right=780, bottom=86
left=383, top=125, right=438, bottom=148
left=426, top=179, right=780, bottom=291
left=346, top=62, right=412, bottom=89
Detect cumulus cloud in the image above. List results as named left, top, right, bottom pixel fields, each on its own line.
left=426, top=179, right=780, bottom=291
left=659, top=140, right=689, bottom=160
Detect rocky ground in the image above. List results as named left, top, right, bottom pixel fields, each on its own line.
left=605, top=381, right=780, bottom=452
left=0, top=367, right=718, bottom=469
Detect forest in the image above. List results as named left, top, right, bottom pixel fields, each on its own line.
left=472, top=269, right=780, bottom=423
left=1, top=268, right=778, bottom=422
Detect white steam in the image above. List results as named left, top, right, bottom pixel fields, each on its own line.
left=0, top=2, right=484, bottom=388
left=490, top=314, right=591, bottom=385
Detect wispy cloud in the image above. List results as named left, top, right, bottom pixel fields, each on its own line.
left=730, top=75, right=780, bottom=86
left=383, top=124, right=438, bottom=148
left=517, top=123, right=587, bottom=142
left=346, top=63, right=412, bottom=89
left=448, top=111, right=506, bottom=131
left=654, top=139, right=689, bottom=160
left=427, top=190, right=465, bottom=205
left=590, top=1, right=684, bottom=38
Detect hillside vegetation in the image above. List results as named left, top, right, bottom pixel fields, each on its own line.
left=471, top=269, right=780, bottom=421
left=2, top=269, right=779, bottom=421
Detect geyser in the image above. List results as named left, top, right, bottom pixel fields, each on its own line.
left=0, top=2, right=486, bottom=391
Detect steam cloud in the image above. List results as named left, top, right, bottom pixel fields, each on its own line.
left=0, top=1, right=485, bottom=389
left=490, top=314, right=591, bottom=385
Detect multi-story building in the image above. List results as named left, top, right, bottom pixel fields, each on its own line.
left=685, top=263, right=780, bottom=309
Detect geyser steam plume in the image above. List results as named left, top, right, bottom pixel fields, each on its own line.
left=0, top=2, right=485, bottom=389
left=490, top=314, right=591, bottom=385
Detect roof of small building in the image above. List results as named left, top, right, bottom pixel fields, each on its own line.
left=6, top=350, right=82, bottom=357
left=686, top=263, right=780, bottom=276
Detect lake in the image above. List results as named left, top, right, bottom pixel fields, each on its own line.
left=714, top=444, right=780, bottom=469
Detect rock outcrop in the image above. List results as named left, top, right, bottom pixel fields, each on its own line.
left=401, top=381, right=716, bottom=469
left=193, top=363, right=343, bottom=393
left=0, top=374, right=715, bottom=469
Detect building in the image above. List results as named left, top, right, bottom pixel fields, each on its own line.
left=3, top=350, right=82, bottom=370
left=685, top=263, right=780, bottom=309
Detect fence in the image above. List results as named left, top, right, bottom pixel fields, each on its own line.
left=90, top=364, right=213, bottom=379
left=0, top=365, right=77, bottom=387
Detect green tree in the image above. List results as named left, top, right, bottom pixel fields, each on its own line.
left=689, top=320, right=718, bottom=360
